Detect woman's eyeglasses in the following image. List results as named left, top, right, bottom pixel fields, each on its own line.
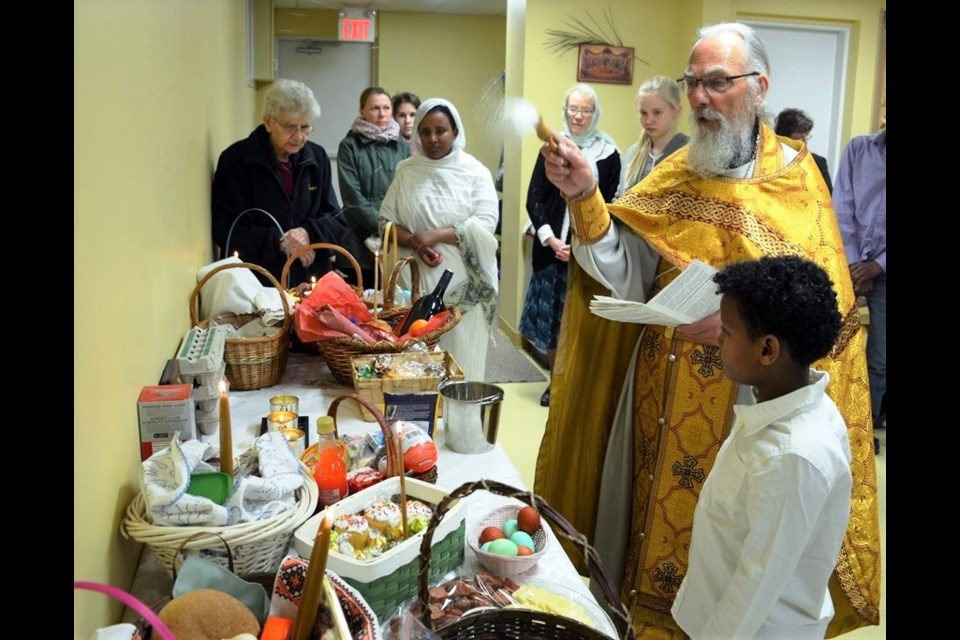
left=272, top=117, right=313, bottom=136
left=566, top=107, right=595, bottom=117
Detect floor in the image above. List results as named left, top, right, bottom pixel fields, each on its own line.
left=493, top=355, right=887, bottom=638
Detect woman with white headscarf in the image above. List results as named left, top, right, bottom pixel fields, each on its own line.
left=379, top=98, right=500, bottom=380
left=520, top=83, right=620, bottom=406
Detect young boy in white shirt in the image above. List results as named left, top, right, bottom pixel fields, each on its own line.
left=671, top=255, right=853, bottom=639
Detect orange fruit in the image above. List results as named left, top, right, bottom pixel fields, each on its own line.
left=409, top=319, right=430, bottom=336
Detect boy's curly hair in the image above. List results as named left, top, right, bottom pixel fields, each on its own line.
left=714, top=255, right=842, bottom=366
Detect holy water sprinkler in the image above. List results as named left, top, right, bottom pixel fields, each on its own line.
left=535, top=116, right=559, bottom=153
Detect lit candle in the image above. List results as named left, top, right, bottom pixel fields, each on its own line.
left=233, top=250, right=239, bottom=258
left=396, top=425, right=408, bottom=539
left=293, top=509, right=334, bottom=640
left=218, top=379, right=234, bottom=476
left=306, top=275, right=317, bottom=298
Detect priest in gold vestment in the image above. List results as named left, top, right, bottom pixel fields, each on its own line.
left=534, top=23, right=881, bottom=638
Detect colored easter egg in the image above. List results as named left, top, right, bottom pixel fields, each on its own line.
left=486, top=538, right=519, bottom=557
left=479, top=526, right=505, bottom=545
left=517, top=506, right=542, bottom=535
left=509, top=531, right=536, bottom=551
left=502, top=518, right=520, bottom=538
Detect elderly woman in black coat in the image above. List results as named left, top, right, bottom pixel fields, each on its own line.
left=212, top=78, right=346, bottom=286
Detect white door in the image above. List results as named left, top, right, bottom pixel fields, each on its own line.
left=741, top=20, right=849, bottom=181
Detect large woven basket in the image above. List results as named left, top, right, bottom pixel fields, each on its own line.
left=189, top=261, right=291, bottom=390
left=121, top=461, right=319, bottom=577
left=316, top=256, right=461, bottom=386
left=418, top=480, right=636, bottom=640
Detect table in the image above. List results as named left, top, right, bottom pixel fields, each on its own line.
left=126, top=352, right=606, bottom=630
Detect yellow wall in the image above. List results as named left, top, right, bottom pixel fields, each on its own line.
left=74, top=0, right=256, bottom=635
left=378, top=12, right=506, bottom=177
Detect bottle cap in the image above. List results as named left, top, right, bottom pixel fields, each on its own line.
left=316, top=415, right=336, bottom=435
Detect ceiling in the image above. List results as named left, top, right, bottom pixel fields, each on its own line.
left=273, top=0, right=507, bottom=17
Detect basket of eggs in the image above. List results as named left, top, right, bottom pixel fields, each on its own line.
left=469, top=503, right=550, bottom=576
left=417, top=480, right=636, bottom=640
left=283, top=247, right=461, bottom=386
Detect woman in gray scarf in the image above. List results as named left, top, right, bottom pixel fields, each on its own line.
left=519, top=83, right=620, bottom=406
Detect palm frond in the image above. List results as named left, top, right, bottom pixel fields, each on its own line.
left=543, top=9, right=649, bottom=66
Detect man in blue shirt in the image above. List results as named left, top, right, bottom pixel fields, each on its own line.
left=834, top=129, right=886, bottom=454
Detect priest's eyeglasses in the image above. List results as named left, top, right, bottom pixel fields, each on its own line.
left=677, top=72, right=760, bottom=94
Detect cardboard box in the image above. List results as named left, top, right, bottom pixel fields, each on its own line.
left=351, top=351, right=463, bottom=422
left=138, top=384, right=197, bottom=460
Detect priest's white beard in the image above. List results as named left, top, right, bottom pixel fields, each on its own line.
left=686, top=93, right=758, bottom=178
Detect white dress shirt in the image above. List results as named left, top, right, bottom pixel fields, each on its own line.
left=671, top=370, right=852, bottom=639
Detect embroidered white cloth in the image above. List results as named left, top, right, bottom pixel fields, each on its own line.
left=197, top=256, right=294, bottom=328
left=140, top=431, right=304, bottom=527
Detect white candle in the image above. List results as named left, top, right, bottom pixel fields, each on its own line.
left=373, top=250, right=380, bottom=319
left=396, top=424, right=408, bottom=539
left=218, top=379, right=234, bottom=476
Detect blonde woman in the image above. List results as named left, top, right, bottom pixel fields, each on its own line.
left=616, top=75, right=689, bottom=197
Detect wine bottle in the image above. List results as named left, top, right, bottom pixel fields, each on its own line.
left=395, top=269, right=454, bottom=336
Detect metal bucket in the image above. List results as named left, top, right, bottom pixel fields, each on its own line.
left=438, top=380, right=504, bottom=454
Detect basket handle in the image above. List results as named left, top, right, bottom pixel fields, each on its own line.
left=280, top=242, right=364, bottom=292
left=327, top=393, right=403, bottom=478
left=383, top=222, right=400, bottom=286
left=171, top=531, right=235, bottom=580
left=417, top=480, right=636, bottom=640
left=223, top=208, right=285, bottom=260
left=383, top=255, right=422, bottom=311
left=189, top=261, right=292, bottom=334
left=74, top=581, right=176, bottom=640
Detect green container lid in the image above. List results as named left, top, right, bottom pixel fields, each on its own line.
left=185, top=471, right=232, bottom=505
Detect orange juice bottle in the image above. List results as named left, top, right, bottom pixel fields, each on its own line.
left=313, top=416, right=348, bottom=507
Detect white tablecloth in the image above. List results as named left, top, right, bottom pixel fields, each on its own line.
left=221, top=353, right=597, bottom=600
left=126, top=353, right=611, bottom=632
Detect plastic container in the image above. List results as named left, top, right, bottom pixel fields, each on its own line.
left=438, top=381, right=504, bottom=454
left=313, top=416, right=348, bottom=507
left=185, top=472, right=232, bottom=505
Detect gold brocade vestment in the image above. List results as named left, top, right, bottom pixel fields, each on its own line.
left=534, top=123, right=881, bottom=638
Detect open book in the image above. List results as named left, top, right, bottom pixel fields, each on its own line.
left=590, top=260, right=720, bottom=326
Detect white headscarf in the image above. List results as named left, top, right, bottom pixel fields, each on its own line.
left=561, top=83, right=619, bottom=168
left=412, top=98, right=466, bottom=157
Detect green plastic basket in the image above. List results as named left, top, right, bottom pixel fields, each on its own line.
left=340, top=519, right=465, bottom=620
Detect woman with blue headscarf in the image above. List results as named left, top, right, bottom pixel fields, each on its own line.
left=379, top=98, right=500, bottom=381
left=520, top=84, right=620, bottom=406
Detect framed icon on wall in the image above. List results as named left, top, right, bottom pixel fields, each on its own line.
left=577, top=44, right=634, bottom=85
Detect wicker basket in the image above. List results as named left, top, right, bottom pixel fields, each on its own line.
left=468, top=504, right=550, bottom=576
left=327, top=393, right=438, bottom=484
left=317, top=256, right=461, bottom=386
left=293, top=476, right=466, bottom=622
left=189, top=261, right=291, bottom=391
left=418, top=480, right=636, bottom=640
left=121, top=461, right=319, bottom=577
left=352, top=351, right=464, bottom=422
